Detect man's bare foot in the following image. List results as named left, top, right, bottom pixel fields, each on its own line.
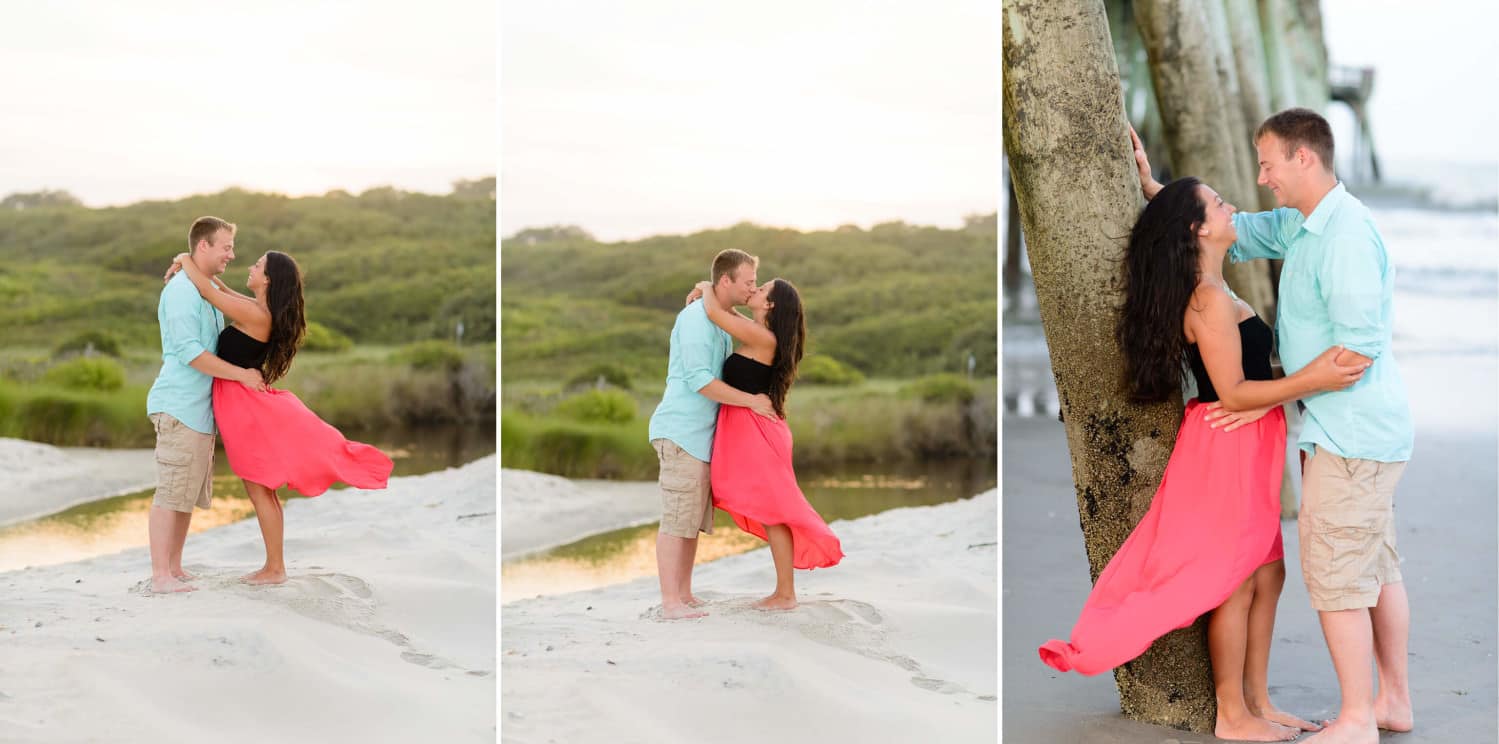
left=241, top=568, right=287, bottom=585
left=661, top=602, right=707, bottom=620
left=1319, top=702, right=1413, bottom=734
left=1248, top=700, right=1322, bottom=732
left=685, top=594, right=705, bottom=608
left=150, top=576, right=196, bottom=594
left=172, top=569, right=195, bottom=581
left=1299, top=717, right=1378, bottom=744
left=1215, top=713, right=1299, bottom=742
left=752, top=594, right=797, bottom=611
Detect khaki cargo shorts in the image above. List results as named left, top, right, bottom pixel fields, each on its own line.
left=150, top=413, right=215, bottom=513
left=1298, top=448, right=1406, bottom=611
left=651, top=438, right=713, bottom=539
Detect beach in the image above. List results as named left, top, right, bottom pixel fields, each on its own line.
left=1, top=438, right=157, bottom=527
left=500, top=485, right=999, bottom=744
left=0, top=456, right=498, bottom=744
left=499, top=469, right=660, bottom=560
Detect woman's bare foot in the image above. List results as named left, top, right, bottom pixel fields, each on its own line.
left=150, top=576, right=196, bottom=594
left=661, top=602, right=707, bottom=620
left=241, top=567, right=287, bottom=585
left=1248, top=701, right=1322, bottom=732
left=752, top=593, right=797, bottom=611
left=1214, top=713, right=1300, bottom=742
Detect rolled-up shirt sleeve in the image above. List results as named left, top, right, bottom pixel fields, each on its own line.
left=1228, top=209, right=1292, bottom=263
left=678, top=309, right=720, bottom=393
left=1320, top=238, right=1388, bottom=359
left=162, top=284, right=208, bottom=365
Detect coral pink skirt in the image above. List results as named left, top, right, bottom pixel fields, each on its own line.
left=212, top=379, right=393, bottom=497
left=710, top=406, right=843, bottom=569
left=1039, top=399, right=1286, bottom=675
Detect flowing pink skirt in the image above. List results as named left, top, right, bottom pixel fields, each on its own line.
left=710, top=406, right=843, bottom=569
left=1039, top=399, right=1286, bottom=675
left=212, top=379, right=394, bottom=497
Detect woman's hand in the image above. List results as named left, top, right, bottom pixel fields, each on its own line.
left=1304, top=345, right=1369, bottom=392
left=164, top=253, right=191, bottom=283
left=1204, top=402, right=1274, bottom=432
left=685, top=280, right=713, bottom=306
left=237, top=366, right=268, bottom=392
left=1129, top=125, right=1163, bottom=200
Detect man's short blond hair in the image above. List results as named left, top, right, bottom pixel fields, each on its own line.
left=188, top=216, right=236, bottom=252
left=711, top=249, right=758, bottom=284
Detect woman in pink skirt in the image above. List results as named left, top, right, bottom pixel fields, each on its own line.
left=686, top=277, right=842, bottom=610
left=1038, top=153, right=1370, bottom=739
left=167, top=250, right=393, bottom=585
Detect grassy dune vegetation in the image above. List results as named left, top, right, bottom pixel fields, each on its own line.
left=0, top=181, right=496, bottom=446
left=500, top=217, right=998, bottom=479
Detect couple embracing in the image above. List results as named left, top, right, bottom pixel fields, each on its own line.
left=144, top=216, right=394, bottom=593
left=1041, top=108, right=1414, bottom=744
left=646, top=249, right=844, bottom=620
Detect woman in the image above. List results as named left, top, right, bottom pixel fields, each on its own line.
left=167, top=250, right=394, bottom=585
left=686, top=277, right=842, bottom=610
left=1037, top=173, right=1369, bottom=741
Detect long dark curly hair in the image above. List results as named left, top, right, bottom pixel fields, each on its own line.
left=261, top=251, right=307, bottom=385
left=764, top=278, right=806, bottom=418
left=1118, top=177, right=1206, bottom=403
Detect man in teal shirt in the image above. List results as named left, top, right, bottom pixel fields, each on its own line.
left=144, top=216, right=265, bottom=594
left=647, top=249, right=775, bottom=620
left=1141, top=109, right=1414, bottom=741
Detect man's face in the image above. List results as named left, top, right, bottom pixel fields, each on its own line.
left=720, top=263, right=758, bottom=305
left=1254, top=134, right=1300, bottom=208
left=197, top=228, right=236, bottom=275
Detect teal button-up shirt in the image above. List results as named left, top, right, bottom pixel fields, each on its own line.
left=647, top=299, right=733, bottom=462
left=1229, top=183, right=1413, bottom=462
left=146, top=273, right=224, bottom=435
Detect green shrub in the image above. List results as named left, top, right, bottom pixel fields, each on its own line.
left=391, top=340, right=464, bottom=371
left=797, top=354, right=865, bottom=386
left=555, top=389, right=636, bottom=424
left=901, top=373, right=975, bottom=404
left=0, top=384, right=151, bottom=446
left=43, top=357, right=126, bottom=391
left=564, top=363, right=633, bottom=391
left=500, top=412, right=655, bottom=479
left=53, top=330, right=122, bottom=358
left=302, top=321, right=354, bottom=352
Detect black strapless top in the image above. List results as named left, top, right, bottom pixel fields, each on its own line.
left=1184, top=316, right=1274, bottom=403
left=722, top=353, right=772, bottom=395
left=218, top=326, right=269, bottom=369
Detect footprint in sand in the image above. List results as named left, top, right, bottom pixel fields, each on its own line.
left=741, top=598, right=979, bottom=698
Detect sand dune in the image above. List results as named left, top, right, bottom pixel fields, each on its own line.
left=0, top=457, right=497, bottom=744
left=501, top=488, right=998, bottom=744
left=499, top=469, right=659, bottom=559
left=1, top=438, right=156, bottom=527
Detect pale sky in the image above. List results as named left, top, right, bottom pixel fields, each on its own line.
left=1321, top=0, right=1499, bottom=166
left=0, top=1, right=495, bottom=207
left=501, top=0, right=1000, bottom=242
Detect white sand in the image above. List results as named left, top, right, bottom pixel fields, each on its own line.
left=500, top=489, right=998, bottom=744
left=1, top=438, right=157, bottom=527
left=0, top=456, right=497, bottom=744
left=499, top=469, right=659, bottom=559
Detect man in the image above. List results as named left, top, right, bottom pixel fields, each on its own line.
left=646, top=249, right=775, bottom=620
left=144, top=216, right=265, bottom=593
left=1137, top=109, right=1414, bottom=743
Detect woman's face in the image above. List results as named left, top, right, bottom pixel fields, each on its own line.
left=1195, top=184, right=1237, bottom=246
left=247, top=254, right=269, bottom=291
left=747, top=280, right=776, bottom=313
